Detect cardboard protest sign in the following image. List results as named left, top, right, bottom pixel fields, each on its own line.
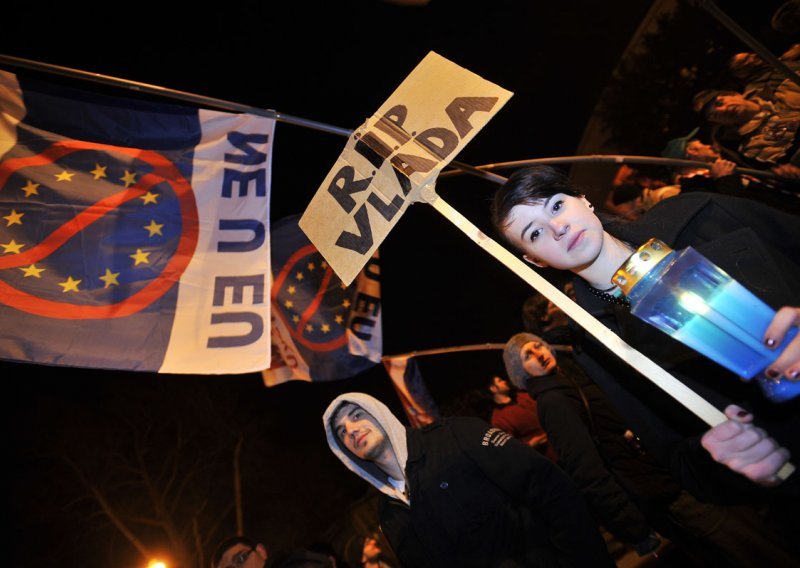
left=299, top=51, right=512, bottom=285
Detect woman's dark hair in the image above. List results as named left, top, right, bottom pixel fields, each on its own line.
left=491, top=166, right=582, bottom=238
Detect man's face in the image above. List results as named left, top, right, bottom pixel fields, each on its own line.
left=503, top=194, right=604, bottom=272
left=706, top=94, right=760, bottom=125
left=333, top=403, right=390, bottom=461
left=216, top=543, right=266, bottom=568
left=362, top=536, right=382, bottom=563
left=685, top=140, right=720, bottom=162
left=520, top=340, right=557, bottom=376
left=491, top=376, right=512, bottom=395
left=730, top=52, right=763, bottom=79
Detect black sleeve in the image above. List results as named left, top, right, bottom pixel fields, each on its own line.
left=539, top=395, right=652, bottom=544
left=450, top=416, right=614, bottom=567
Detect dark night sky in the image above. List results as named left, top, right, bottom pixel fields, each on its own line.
left=3, top=1, right=793, bottom=565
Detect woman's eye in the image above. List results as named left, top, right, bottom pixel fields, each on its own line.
left=530, top=228, right=541, bottom=242
left=551, top=199, right=563, bottom=213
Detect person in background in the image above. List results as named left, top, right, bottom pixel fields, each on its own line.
left=211, top=535, right=338, bottom=568
left=324, top=392, right=615, bottom=567
left=604, top=164, right=677, bottom=221
left=343, top=532, right=393, bottom=568
left=727, top=43, right=800, bottom=100
left=502, top=331, right=664, bottom=558
left=211, top=536, right=268, bottom=568
left=487, top=373, right=557, bottom=462
left=692, top=88, right=800, bottom=170
left=660, top=127, right=800, bottom=213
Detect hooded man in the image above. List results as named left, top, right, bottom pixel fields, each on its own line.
left=323, top=392, right=614, bottom=568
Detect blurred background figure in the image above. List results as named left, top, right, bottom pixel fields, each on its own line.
left=692, top=87, right=800, bottom=170
left=604, top=164, right=679, bottom=221
left=727, top=43, right=800, bottom=100
left=487, top=374, right=557, bottom=461
left=344, top=532, right=393, bottom=568
left=660, top=126, right=800, bottom=212
left=521, top=284, right=577, bottom=346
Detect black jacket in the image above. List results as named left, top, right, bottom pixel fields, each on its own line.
left=525, top=355, right=678, bottom=545
left=570, top=192, right=800, bottom=503
left=378, top=416, right=613, bottom=568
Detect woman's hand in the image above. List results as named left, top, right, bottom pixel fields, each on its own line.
left=764, top=306, right=800, bottom=381
left=701, top=405, right=790, bottom=486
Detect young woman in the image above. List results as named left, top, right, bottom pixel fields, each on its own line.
left=491, top=165, right=799, bottom=502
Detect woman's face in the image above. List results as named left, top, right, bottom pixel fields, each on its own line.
left=520, top=340, right=557, bottom=376
left=502, top=193, right=604, bottom=272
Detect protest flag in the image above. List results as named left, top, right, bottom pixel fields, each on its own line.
left=383, top=356, right=439, bottom=427
left=262, top=214, right=381, bottom=386
left=0, top=69, right=274, bottom=373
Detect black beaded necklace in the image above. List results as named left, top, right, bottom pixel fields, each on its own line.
left=587, top=284, right=631, bottom=307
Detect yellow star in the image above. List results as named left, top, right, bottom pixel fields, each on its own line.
left=3, top=209, right=23, bottom=226
left=54, top=170, right=75, bottom=182
left=144, top=220, right=164, bottom=237
left=334, top=315, right=344, bottom=324
left=287, top=285, right=296, bottom=295
left=284, top=300, right=294, bottom=309
left=342, top=299, right=351, bottom=308
left=90, top=164, right=107, bottom=180
left=19, top=264, right=45, bottom=278
left=321, top=324, right=331, bottom=333
left=307, top=262, right=316, bottom=271
left=1, top=240, right=24, bottom=254
left=58, top=276, right=81, bottom=292
left=340, top=282, right=347, bottom=290
left=292, top=315, right=300, bottom=323
left=99, top=268, right=120, bottom=288
left=130, top=248, right=151, bottom=265
left=20, top=180, right=40, bottom=197
left=321, top=260, right=328, bottom=269
left=120, top=170, right=137, bottom=188
left=295, top=272, right=304, bottom=281
left=305, top=323, right=314, bottom=332
left=139, top=191, right=159, bottom=204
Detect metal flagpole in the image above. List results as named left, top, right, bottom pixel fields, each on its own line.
left=0, top=54, right=506, bottom=185
left=438, top=154, right=784, bottom=181
left=383, top=342, right=571, bottom=361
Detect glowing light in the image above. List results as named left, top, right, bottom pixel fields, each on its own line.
left=679, top=291, right=709, bottom=315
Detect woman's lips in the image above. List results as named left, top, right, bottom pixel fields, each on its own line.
left=568, top=230, right=584, bottom=252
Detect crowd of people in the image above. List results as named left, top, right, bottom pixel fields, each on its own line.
left=607, top=41, right=800, bottom=220
left=208, top=15, right=800, bottom=568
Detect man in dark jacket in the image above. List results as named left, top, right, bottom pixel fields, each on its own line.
left=323, top=392, right=613, bottom=568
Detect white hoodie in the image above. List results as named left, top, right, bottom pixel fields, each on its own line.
left=323, top=392, right=410, bottom=505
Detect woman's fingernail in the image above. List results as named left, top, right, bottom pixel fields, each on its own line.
left=766, top=368, right=780, bottom=379
left=736, top=409, right=750, bottom=418
left=787, top=369, right=799, bottom=381
left=765, top=337, right=776, bottom=348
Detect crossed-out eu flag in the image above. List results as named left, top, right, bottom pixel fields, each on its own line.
left=262, top=214, right=381, bottom=385
left=0, top=69, right=274, bottom=373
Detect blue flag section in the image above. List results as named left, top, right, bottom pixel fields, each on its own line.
left=0, top=70, right=274, bottom=373
left=384, top=356, right=440, bottom=428
left=262, top=214, right=381, bottom=385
